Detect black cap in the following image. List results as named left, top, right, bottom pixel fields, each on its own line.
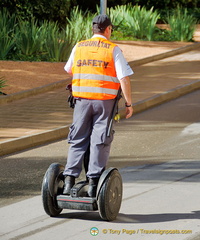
left=92, top=14, right=113, bottom=31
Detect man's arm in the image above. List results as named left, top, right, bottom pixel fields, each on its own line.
left=113, top=46, right=133, bottom=119
left=64, top=45, right=76, bottom=74
left=119, top=76, right=133, bottom=119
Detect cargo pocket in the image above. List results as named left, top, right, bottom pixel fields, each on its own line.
left=103, top=129, right=115, bottom=146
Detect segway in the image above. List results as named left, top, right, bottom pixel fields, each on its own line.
left=41, top=162, right=123, bottom=221
left=41, top=87, right=123, bottom=221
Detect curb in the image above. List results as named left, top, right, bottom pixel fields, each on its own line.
left=1, top=42, right=200, bottom=105
left=1, top=79, right=200, bottom=157
left=0, top=126, right=68, bottom=156
left=128, top=41, right=200, bottom=68
left=132, top=79, right=200, bottom=114
left=0, top=78, right=71, bottom=105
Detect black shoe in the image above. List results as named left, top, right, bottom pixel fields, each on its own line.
left=87, top=178, right=99, bottom=198
left=63, top=176, right=75, bottom=195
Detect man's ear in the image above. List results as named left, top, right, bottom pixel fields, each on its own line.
left=105, top=26, right=110, bottom=34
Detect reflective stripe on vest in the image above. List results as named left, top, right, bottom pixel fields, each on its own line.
left=73, top=73, right=119, bottom=83
left=73, top=86, right=118, bottom=95
left=72, top=37, right=120, bottom=100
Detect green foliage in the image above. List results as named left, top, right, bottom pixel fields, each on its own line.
left=192, top=8, right=200, bottom=22
left=124, top=5, right=160, bottom=40
left=109, top=4, right=198, bottom=42
left=108, top=4, right=160, bottom=41
left=66, top=7, right=94, bottom=41
left=0, top=76, right=7, bottom=92
left=131, top=0, right=200, bottom=10
left=44, top=22, right=73, bottom=62
left=107, top=5, right=127, bottom=27
left=0, top=0, right=73, bottom=26
left=0, top=5, right=198, bottom=62
left=152, top=27, right=173, bottom=41
left=16, top=18, right=45, bottom=59
left=167, top=7, right=197, bottom=41
left=1, top=0, right=200, bottom=26
left=0, top=9, right=17, bottom=59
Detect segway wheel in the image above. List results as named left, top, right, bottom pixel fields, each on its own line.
left=41, top=163, right=64, bottom=217
left=98, top=169, right=122, bottom=221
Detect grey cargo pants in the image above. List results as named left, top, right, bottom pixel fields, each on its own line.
left=63, top=98, right=115, bottom=178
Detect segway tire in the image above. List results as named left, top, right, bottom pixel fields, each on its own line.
left=98, top=169, right=122, bottom=221
left=41, top=163, right=64, bottom=217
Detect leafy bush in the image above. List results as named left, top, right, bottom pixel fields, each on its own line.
left=1, top=0, right=200, bottom=26
left=108, top=5, right=127, bottom=28
left=15, top=18, right=46, bottom=60
left=108, top=4, right=160, bottom=41
left=167, top=7, right=197, bottom=41
left=0, top=76, right=7, bottom=94
left=0, top=9, right=17, bottom=59
left=66, top=7, right=94, bottom=41
left=0, top=5, right=198, bottom=62
left=44, top=22, right=73, bottom=62
left=125, top=5, right=160, bottom=40
left=11, top=7, right=95, bottom=61
left=130, top=0, right=200, bottom=11
left=0, top=0, right=73, bottom=27
left=45, top=7, right=95, bottom=61
left=152, top=27, right=173, bottom=41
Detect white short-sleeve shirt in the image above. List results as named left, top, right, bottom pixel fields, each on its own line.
left=64, top=34, right=134, bottom=81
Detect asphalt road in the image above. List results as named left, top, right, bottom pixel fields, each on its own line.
left=1, top=90, right=200, bottom=240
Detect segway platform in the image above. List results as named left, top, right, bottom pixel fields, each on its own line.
left=57, top=195, right=98, bottom=211
left=56, top=180, right=98, bottom=211
left=41, top=163, right=123, bottom=221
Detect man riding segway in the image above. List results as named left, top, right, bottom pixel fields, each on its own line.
left=63, top=14, right=134, bottom=197
left=42, top=14, right=134, bottom=221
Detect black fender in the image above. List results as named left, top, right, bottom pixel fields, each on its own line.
left=96, top=167, right=117, bottom=200
left=43, top=163, right=64, bottom=197
left=97, top=168, right=123, bottom=221
left=41, top=163, right=64, bottom=217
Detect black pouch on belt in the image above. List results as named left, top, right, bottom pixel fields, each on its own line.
left=66, top=83, right=76, bottom=109
left=67, top=95, right=76, bottom=108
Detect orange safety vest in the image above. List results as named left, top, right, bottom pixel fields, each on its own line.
left=71, top=37, right=120, bottom=100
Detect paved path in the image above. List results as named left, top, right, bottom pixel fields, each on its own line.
left=0, top=160, right=200, bottom=240
left=1, top=88, right=200, bottom=240
left=0, top=43, right=200, bottom=156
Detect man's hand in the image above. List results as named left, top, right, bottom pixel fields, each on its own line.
left=125, top=106, right=133, bottom=119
